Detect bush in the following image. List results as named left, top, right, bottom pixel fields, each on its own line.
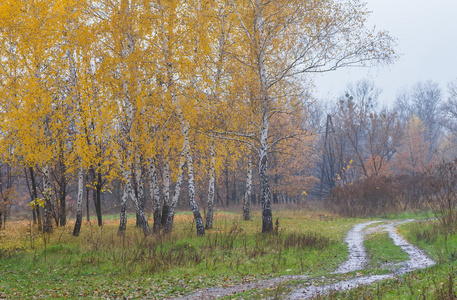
left=426, top=160, right=457, bottom=235
left=330, top=173, right=429, bottom=217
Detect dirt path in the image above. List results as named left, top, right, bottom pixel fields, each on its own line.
left=176, top=220, right=435, bottom=300
left=289, top=219, right=435, bottom=299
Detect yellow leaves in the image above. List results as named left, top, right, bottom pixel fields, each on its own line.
left=28, top=198, right=45, bottom=209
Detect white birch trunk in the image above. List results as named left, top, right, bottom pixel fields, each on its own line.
left=129, top=177, right=150, bottom=236
left=205, top=142, right=216, bottom=229
left=120, top=159, right=151, bottom=236
left=42, top=165, right=53, bottom=233
left=134, top=156, right=146, bottom=228
left=181, top=117, right=205, bottom=236
left=148, top=157, right=161, bottom=233
left=259, top=111, right=273, bottom=232
left=161, top=136, right=171, bottom=226
left=163, top=147, right=186, bottom=234
left=257, top=4, right=273, bottom=233
left=73, top=166, right=84, bottom=236
left=118, top=163, right=130, bottom=235
left=243, top=147, right=253, bottom=221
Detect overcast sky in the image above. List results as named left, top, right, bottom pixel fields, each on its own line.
left=313, top=0, right=457, bottom=107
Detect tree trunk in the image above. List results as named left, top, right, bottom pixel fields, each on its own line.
left=259, top=112, right=273, bottom=233
left=135, top=163, right=146, bottom=228
left=232, top=173, right=237, bottom=204
left=243, top=149, right=252, bottom=220
left=85, top=174, right=90, bottom=222
left=32, top=206, right=37, bottom=224
left=59, top=174, right=66, bottom=227
left=118, top=163, right=150, bottom=236
left=205, top=143, right=216, bottom=229
left=118, top=179, right=129, bottom=235
left=181, top=119, right=205, bottom=236
left=149, top=157, right=162, bottom=233
left=257, top=5, right=273, bottom=232
left=225, top=159, right=230, bottom=207
left=42, top=166, right=53, bottom=233
left=161, top=156, right=171, bottom=227
left=25, top=167, right=37, bottom=225
left=95, top=169, right=103, bottom=226
left=73, top=167, right=84, bottom=236
left=163, top=148, right=186, bottom=234
left=29, top=167, right=42, bottom=230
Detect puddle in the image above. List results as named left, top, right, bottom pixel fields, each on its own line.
left=176, top=275, right=309, bottom=300
left=289, top=274, right=393, bottom=299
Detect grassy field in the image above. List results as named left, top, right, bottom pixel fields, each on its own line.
left=0, top=210, right=360, bottom=299
left=0, top=209, right=455, bottom=299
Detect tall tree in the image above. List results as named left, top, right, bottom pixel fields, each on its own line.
left=229, top=0, right=395, bottom=232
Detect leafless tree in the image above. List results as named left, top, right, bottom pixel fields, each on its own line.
left=393, top=81, right=442, bottom=161
left=411, top=81, right=442, bottom=157
left=439, top=79, right=457, bottom=159
left=320, top=80, right=400, bottom=190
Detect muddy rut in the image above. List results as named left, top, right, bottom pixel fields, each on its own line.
left=176, top=220, right=435, bottom=299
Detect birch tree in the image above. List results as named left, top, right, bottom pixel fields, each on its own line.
left=229, top=0, right=395, bottom=232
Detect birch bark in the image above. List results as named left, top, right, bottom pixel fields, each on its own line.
left=257, top=3, right=273, bottom=233
left=148, top=157, right=162, bottom=233
left=243, top=148, right=252, bottom=220
left=205, top=142, right=216, bottom=229
left=161, top=137, right=171, bottom=226
left=42, top=166, right=53, bottom=233
left=135, top=158, right=146, bottom=228
left=118, top=160, right=151, bottom=236
left=72, top=166, right=84, bottom=236
left=180, top=117, right=205, bottom=236
left=163, top=147, right=186, bottom=234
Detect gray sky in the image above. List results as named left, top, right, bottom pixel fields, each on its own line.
left=314, top=0, right=457, bottom=107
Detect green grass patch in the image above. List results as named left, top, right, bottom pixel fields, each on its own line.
left=0, top=210, right=360, bottom=299
left=364, top=232, right=409, bottom=272
left=377, top=210, right=434, bottom=221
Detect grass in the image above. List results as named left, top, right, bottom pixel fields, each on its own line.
left=364, top=232, right=409, bottom=273
left=2, top=210, right=454, bottom=299
left=377, top=209, right=434, bottom=221
left=0, top=210, right=361, bottom=299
